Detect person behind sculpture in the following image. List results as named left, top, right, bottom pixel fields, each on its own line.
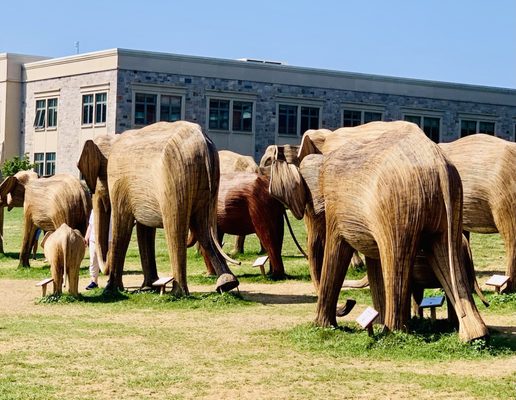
left=85, top=210, right=111, bottom=290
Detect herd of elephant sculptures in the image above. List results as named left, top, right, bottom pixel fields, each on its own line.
left=0, top=120, right=515, bottom=343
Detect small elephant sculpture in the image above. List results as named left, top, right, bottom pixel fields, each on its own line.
left=1, top=173, right=91, bottom=268
left=269, top=121, right=488, bottom=342
left=440, top=134, right=516, bottom=292
left=42, top=223, right=86, bottom=296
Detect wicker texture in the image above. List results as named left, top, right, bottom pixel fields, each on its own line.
left=269, top=121, right=488, bottom=342
left=440, top=134, right=516, bottom=292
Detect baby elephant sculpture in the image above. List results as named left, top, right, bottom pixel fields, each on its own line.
left=42, top=223, right=86, bottom=296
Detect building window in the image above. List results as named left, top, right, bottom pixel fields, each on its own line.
left=278, top=104, right=320, bottom=136
left=460, top=119, right=495, bottom=137
left=135, top=93, right=157, bottom=125
left=342, top=109, right=382, bottom=127
left=95, top=93, right=107, bottom=124
left=82, top=95, right=94, bottom=125
left=33, top=152, right=55, bottom=177
left=82, top=93, right=107, bottom=125
left=160, top=95, right=182, bottom=122
left=404, top=115, right=441, bottom=143
left=207, top=98, right=254, bottom=133
left=209, top=99, right=230, bottom=130
left=34, top=98, right=58, bottom=130
left=232, top=101, right=253, bottom=132
left=133, top=92, right=184, bottom=126
left=34, top=153, right=44, bottom=176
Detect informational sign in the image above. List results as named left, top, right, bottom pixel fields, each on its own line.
left=486, top=274, right=509, bottom=287
left=253, top=256, right=269, bottom=267
left=419, top=296, right=445, bottom=308
left=356, top=306, right=379, bottom=329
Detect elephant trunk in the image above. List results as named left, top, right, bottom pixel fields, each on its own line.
left=93, top=192, right=111, bottom=275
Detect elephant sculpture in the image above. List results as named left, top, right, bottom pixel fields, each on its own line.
left=194, top=171, right=288, bottom=279
left=218, top=150, right=260, bottom=254
left=0, top=170, right=38, bottom=253
left=103, top=121, right=239, bottom=295
left=0, top=173, right=91, bottom=268
left=269, top=121, right=488, bottom=342
left=439, top=134, right=516, bottom=292
left=41, top=223, right=86, bottom=296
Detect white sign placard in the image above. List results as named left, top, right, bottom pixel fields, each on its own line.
left=253, top=255, right=269, bottom=267
left=356, top=306, right=379, bottom=328
left=486, top=274, right=509, bottom=287
left=419, top=296, right=445, bottom=308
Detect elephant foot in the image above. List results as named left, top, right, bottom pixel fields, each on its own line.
left=268, top=272, right=286, bottom=281
left=216, top=274, right=239, bottom=293
left=17, top=263, right=30, bottom=269
left=336, top=299, right=357, bottom=317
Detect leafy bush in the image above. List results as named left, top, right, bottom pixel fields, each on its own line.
left=1, top=153, right=35, bottom=178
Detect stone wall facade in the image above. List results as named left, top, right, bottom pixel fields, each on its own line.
left=116, top=69, right=516, bottom=161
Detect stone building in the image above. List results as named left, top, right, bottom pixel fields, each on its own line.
left=1, top=48, right=516, bottom=176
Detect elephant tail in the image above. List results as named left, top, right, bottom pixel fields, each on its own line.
left=283, top=209, right=308, bottom=259
left=439, top=161, right=465, bottom=318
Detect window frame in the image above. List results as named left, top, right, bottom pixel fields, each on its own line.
left=33, top=93, right=59, bottom=131
left=33, top=152, right=55, bottom=177
left=131, top=84, right=186, bottom=128
left=341, top=104, right=384, bottom=127
left=276, top=101, right=322, bottom=138
left=401, top=109, right=443, bottom=143
left=205, top=92, right=256, bottom=135
left=459, top=114, right=497, bottom=138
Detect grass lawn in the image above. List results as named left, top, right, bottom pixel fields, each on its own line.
left=0, top=207, right=514, bottom=399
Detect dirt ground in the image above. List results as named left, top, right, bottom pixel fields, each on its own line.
left=1, top=274, right=515, bottom=400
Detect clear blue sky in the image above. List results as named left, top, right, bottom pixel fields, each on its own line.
left=1, top=0, right=515, bottom=88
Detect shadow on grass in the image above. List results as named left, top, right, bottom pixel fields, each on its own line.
left=241, top=291, right=317, bottom=305
left=0, top=252, right=21, bottom=260
left=38, top=290, right=129, bottom=304
left=476, top=269, right=506, bottom=278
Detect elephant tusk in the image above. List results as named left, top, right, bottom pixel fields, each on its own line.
left=283, top=209, right=308, bottom=259
left=210, top=227, right=241, bottom=265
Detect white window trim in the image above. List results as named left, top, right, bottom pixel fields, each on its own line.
left=81, top=91, right=108, bottom=128
left=33, top=95, right=59, bottom=131
left=458, top=113, right=497, bottom=137
left=276, top=100, right=322, bottom=138
left=131, top=85, right=186, bottom=128
left=206, top=95, right=256, bottom=136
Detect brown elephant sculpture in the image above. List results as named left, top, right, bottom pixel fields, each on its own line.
left=439, top=134, right=516, bottom=292
left=219, top=150, right=260, bottom=254
left=103, top=121, right=239, bottom=295
left=269, top=121, right=488, bottom=342
left=41, top=223, right=86, bottom=296
left=0, top=173, right=91, bottom=268
left=0, top=170, right=38, bottom=253
left=195, top=171, right=288, bottom=279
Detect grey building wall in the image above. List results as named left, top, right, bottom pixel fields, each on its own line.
left=116, top=69, right=516, bottom=160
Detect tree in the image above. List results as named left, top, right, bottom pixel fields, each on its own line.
left=1, top=153, right=35, bottom=178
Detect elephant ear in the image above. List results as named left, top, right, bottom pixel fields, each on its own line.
left=297, top=134, right=322, bottom=162
left=77, top=140, right=101, bottom=194
left=269, top=146, right=307, bottom=220
left=0, top=176, right=18, bottom=205
left=299, top=154, right=325, bottom=216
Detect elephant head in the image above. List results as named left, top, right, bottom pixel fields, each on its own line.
left=77, top=135, right=118, bottom=274
left=259, top=144, right=300, bottom=177
left=0, top=170, right=38, bottom=210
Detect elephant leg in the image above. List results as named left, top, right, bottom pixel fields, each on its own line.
left=18, top=219, right=37, bottom=268
left=67, top=263, right=79, bottom=296
left=105, top=212, right=134, bottom=293
left=351, top=251, right=365, bottom=269
left=190, top=213, right=239, bottom=293
left=500, top=236, right=516, bottom=293
left=136, top=223, right=159, bottom=288
left=425, top=236, right=488, bottom=342
left=234, top=235, right=245, bottom=254
left=315, top=231, right=354, bottom=328
left=446, top=295, right=459, bottom=329
left=51, top=262, right=63, bottom=295
left=252, top=213, right=285, bottom=280
left=365, top=257, right=386, bottom=324
left=412, top=285, right=424, bottom=318
left=305, top=214, right=325, bottom=292
left=379, top=239, right=416, bottom=332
